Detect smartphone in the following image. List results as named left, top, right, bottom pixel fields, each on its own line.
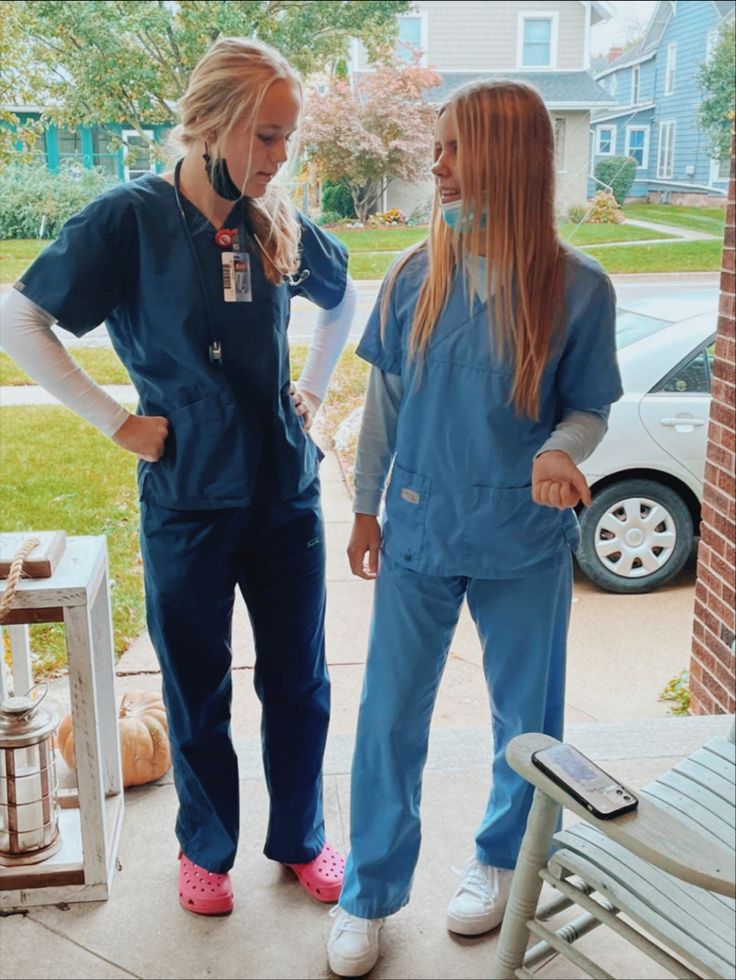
left=531, top=743, right=639, bottom=819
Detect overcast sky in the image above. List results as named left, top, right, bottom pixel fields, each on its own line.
left=590, top=0, right=659, bottom=56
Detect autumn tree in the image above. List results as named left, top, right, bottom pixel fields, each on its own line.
left=4, top=1, right=410, bottom=157
left=0, top=2, right=45, bottom=163
left=304, top=57, right=441, bottom=222
left=698, top=19, right=736, bottom=162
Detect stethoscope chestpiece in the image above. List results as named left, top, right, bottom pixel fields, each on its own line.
left=284, top=269, right=310, bottom=287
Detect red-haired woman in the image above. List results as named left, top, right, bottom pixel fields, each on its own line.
left=327, top=80, right=622, bottom=976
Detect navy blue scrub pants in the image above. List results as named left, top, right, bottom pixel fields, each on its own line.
left=140, top=478, right=329, bottom=874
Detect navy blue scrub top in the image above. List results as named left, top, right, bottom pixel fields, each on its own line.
left=16, top=175, right=348, bottom=509
left=356, top=246, right=623, bottom=578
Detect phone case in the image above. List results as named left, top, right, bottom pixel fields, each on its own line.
left=532, top=745, right=639, bottom=819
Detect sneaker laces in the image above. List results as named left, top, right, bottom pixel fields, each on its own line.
left=329, top=906, right=375, bottom=936
left=452, top=858, right=497, bottom=903
left=330, top=905, right=383, bottom=936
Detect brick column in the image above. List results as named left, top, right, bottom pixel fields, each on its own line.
left=689, top=133, right=736, bottom=716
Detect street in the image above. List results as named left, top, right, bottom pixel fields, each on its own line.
left=49, top=271, right=721, bottom=348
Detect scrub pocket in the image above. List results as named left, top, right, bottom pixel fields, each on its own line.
left=463, top=485, right=564, bottom=577
left=141, top=390, right=249, bottom=505
left=384, top=463, right=430, bottom=564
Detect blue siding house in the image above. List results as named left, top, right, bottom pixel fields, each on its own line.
left=7, top=108, right=170, bottom=181
left=590, top=0, right=734, bottom=202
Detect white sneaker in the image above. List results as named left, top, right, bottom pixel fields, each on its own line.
left=327, top=906, right=384, bottom=977
left=446, top=857, right=514, bottom=935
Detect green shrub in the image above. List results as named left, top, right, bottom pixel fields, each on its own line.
left=594, top=156, right=638, bottom=205
left=407, top=198, right=433, bottom=226
left=659, top=669, right=691, bottom=716
left=321, top=180, right=356, bottom=219
left=316, top=209, right=344, bottom=227
left=566, top=204, right=588, bottom=224
left=588, top=190, right=625, bottom=224
left=0, top=163, right=119, bottom=239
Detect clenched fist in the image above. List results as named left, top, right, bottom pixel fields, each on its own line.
left=112, top=413, right=169, bottom=462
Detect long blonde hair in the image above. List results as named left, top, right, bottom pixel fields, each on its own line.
left=384, top=80, right=565, bottom=419
left=173, top=37, right=302, bottom=285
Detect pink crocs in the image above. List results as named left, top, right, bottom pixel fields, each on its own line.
left=178, top=850, right=234, bottom=916
left=284, top=842, right=345, bottom=903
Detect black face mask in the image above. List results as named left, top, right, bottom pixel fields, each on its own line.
left=203, top=147, right=242, bottom=201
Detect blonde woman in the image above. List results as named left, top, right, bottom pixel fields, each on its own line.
left=1, top=38, right=357, bottom=915
left=327, top=80, right=621, bottom=976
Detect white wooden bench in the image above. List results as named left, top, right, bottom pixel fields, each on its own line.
left=492, top=722, right=736, bottom=979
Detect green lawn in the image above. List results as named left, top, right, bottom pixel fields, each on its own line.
left=585, top=239, right=724, bottom=274
left=0, top=239, right=48, bottom=282
left=0, top=347, right=132, bottom=386
left=0, top=406, right=143, bottom=673
left=1, top=209, right=720, bottom=291
left=0, top=342, right=366, bottom=676
left=622, top=204, right=726, bottom=236
left=348, top=237, right=721, bottom=280
left=348, top=251, right=405, bottom=279
left=330, top=227, right=429, bottom=252
left=559, top=222, right=675, bottom=243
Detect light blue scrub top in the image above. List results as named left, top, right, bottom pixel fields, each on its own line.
left=17, top=175, right=348, bottom=509
left=356, top=246, right=623, bottom=579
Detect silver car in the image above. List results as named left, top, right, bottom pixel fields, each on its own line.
left=577, top=289, right=718, bottom=594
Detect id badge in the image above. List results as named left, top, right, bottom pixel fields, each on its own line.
left=222, top=251, right=252, bottom=302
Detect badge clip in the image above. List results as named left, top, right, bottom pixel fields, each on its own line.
left=209, top=341, right=223, bottom=365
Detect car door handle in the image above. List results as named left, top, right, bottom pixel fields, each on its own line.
left=659, top=417, right=707, bottom=428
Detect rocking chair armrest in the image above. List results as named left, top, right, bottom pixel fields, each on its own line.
left=507, top=733, right=736, bottom=899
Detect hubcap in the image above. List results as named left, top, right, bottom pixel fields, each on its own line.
left=594, top=496, right=677, bottom=579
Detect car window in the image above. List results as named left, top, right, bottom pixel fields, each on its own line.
left=706, top=341, right=715, bottom=375
left=615, top=309, right=672, bottom=349
left=655, top=348, right=710, bottom=393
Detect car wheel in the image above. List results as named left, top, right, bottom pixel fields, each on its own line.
left=577, top=479, right=693, bottom=594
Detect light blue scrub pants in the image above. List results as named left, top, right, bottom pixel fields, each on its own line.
left=339, top=550, right=572, bottom=919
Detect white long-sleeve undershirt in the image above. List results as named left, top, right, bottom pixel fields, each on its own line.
left=1, top=277, right=357, bottom=433
left=0, top=287, right=130, bottom=436
left=297, top=277, right=357, bottom=400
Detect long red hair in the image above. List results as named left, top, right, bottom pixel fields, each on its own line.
left=383, top=80, right=565, bottom=419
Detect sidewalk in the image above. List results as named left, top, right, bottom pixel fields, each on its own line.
left=623, top=217, right=722, bottom=240
left=0, top=438, right=721, bottom=980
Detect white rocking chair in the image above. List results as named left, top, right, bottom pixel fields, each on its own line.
left=491, top=722, right=736, bottom=979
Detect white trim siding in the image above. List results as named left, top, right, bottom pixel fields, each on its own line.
left=709, top=155, right=731, bottom=185
left=596, top=123, right=617, bottom=155
left=122, top=129, right=155, bottom=181
left=595, top=50, right=655, bottom=80
left=657, top=120, right=675, bottom=178
left=665, top=42, right=677, bottom=95
left=554, top=117, right=567, bottom=172
left=625, top=125, right=650, bottom=169
left=517, top=11, right=560, bottom=70
left=592, top=102, right=655, bottom=122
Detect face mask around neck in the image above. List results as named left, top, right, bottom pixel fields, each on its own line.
left=440, top=200, right=488, bottom=231
left=203, top=146, right=243, bottom=201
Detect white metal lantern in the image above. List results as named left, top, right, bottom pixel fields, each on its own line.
left=0, top=685, right=61, bottom=865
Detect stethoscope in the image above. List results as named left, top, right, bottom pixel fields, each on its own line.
left=173, top=158, right=310, bottom=366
